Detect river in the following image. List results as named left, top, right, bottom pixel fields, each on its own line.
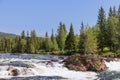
left=0, top=53, right=119, bottom=80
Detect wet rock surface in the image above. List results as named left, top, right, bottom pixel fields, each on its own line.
left=104, top=58, right=120, bottom=62
left=97, top=71, right=120, bottom=80
left=63, top=54, right=107, bottom=72
left=9, top=69, right=19, bottom=76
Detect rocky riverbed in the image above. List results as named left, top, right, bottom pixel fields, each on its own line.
left=0, top=53, right=119, bottom=80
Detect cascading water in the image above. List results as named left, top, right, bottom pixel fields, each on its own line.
left=0, top=53, right=119, bottom=80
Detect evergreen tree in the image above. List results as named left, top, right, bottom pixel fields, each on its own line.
left=65, top=24, right=76, bottom=51
left=106, top=16, right=113, bottom=51
left=97, top=7, right=106, bottom=52
left=113, top=6, right=117, bottom=17
left=30, top=30, right=37, bottom=53
left=109, top=7, right=113, bottom=17
left=26, top=31, right=30, bottom=53
left=45, top=32, right=52, bottom=52
left=15, top=37, right=21, bottom=53
left=57, top=22, right=67, bottom=51
left=74, top=34, right=79, bottom=51
left=20, top=38, right=26, bottom=53
left=0, top=38, right=6, bottom=52
left=117, top=5, right=120, bottom=22
left=110, top=17, right=120, bottom=52
left=21, top=30, right=26, bottom=39
left=78, top=22, right=87, bottom=54
left=51, top=29, right=58, bottom=51
left=51, top=29, right=54, bottom=42
left=63, top=24, right=67, bottom=34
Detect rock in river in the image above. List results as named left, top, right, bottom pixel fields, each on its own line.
left=63, top=54, right=107, bottom=72
left=9, top=68, right=19, bottom=76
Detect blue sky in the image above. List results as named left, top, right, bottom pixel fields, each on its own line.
left=0, top=0, right=119, bottom=36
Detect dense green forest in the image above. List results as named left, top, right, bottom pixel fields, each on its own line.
left=0, top=6, right=120, bottom=55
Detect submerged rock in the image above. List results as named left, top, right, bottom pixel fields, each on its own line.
left=46, top=61, right=54, bottom=67
left=9, top=68, right=19, bottom=76
left=63, top=54, right=107, bottom=72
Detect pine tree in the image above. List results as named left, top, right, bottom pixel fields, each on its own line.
left=65, top=24, right=76, bottom=51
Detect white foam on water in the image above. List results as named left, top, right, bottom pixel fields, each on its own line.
left=30, top=61, right=97, bottom=80
left=105, top=61, right=120, bottom=71
left=0, top=53, right=120, bottom=80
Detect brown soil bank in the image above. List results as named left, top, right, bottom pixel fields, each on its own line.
left=63, top=54, right=107, bottom=72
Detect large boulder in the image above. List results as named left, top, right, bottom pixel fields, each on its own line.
left=63, top=54, right=107, bottom=72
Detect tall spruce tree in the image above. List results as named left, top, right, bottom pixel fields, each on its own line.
left=113, top=6, right=117, bottom=17
left=21, top=30, right=26, bottom=39
left=78, top=22, right=87, bottom=54
left=26, top=31, right=31, bottom=53
left=109, top=7, right=113, bottom=17
left=51, top=29, right=54, bottom=43
left=65, top=24, right=76, bottom=51
left=97, top=7, right=106, bottom=52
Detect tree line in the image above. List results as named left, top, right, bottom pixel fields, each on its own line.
left=0, top=6, right=120, bottom=55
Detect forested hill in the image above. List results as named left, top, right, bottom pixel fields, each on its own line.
left=0, top=32, right=18, bottom=39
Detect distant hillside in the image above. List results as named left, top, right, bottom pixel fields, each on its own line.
left=0, top=32, right=18, bottom=39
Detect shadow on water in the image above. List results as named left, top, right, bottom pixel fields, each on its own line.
left=0, top=76, right=67, bottom=80
left=0, top=61, right=34, bottom=68
left=0, top=53, right=65, bottom=62
left=96, top=71, right=120, bottom=80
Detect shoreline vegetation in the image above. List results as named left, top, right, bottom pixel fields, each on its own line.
left=0, top=6, right=120, bottom=56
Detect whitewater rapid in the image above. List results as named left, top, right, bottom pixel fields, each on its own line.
left=0, top=53, right=120, bottom=80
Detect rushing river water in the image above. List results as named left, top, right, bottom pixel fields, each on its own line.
left=0, top=53, right=120, bottom=80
